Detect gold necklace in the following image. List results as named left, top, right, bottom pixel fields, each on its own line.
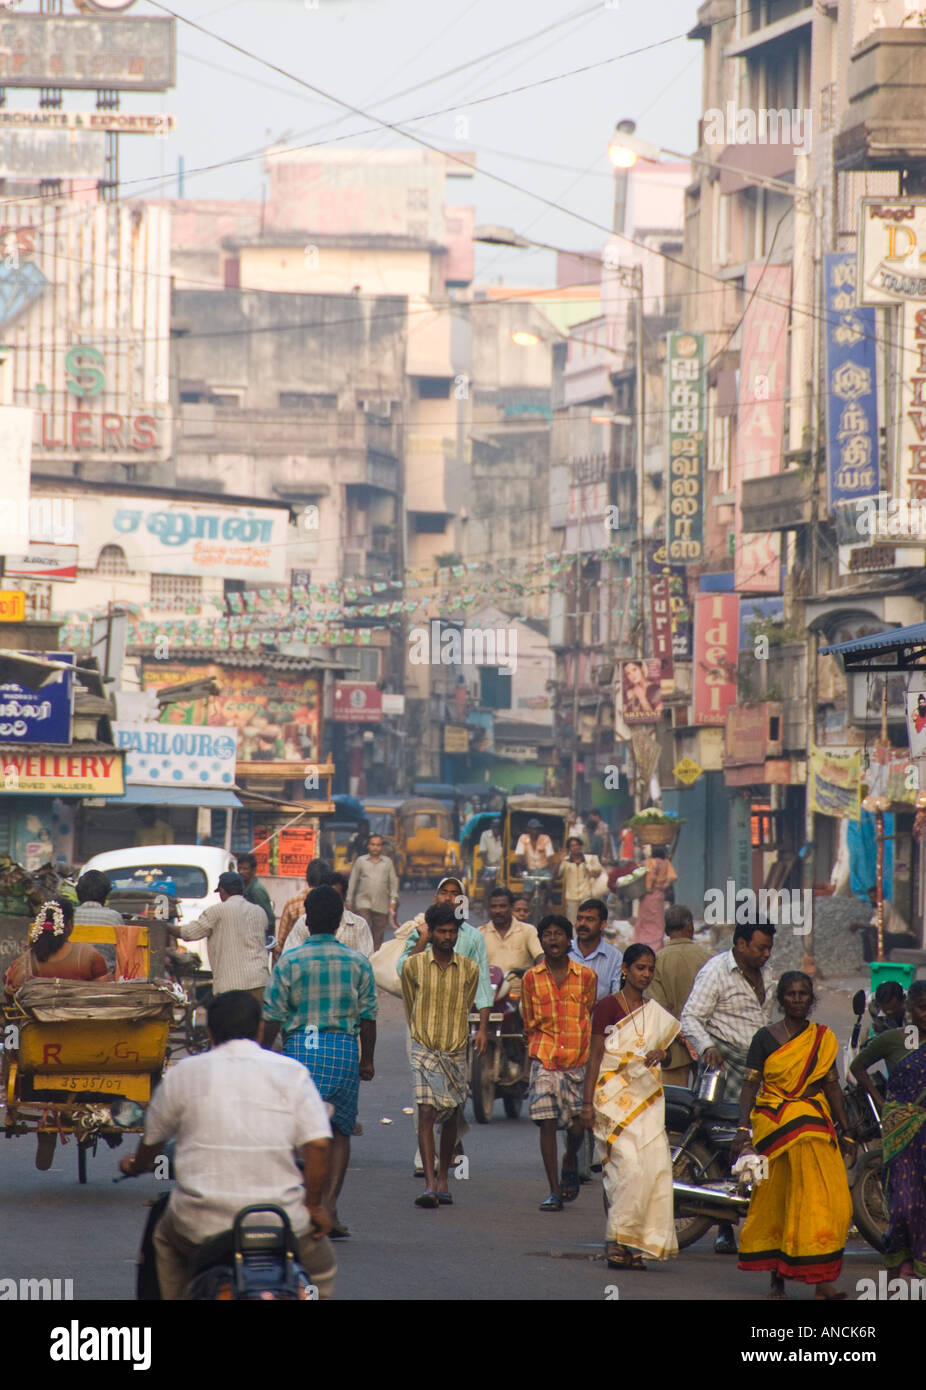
left=619, top=991, right=646, bottom=1044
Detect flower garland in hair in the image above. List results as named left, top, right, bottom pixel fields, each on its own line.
left=28, top=901, right=67, bottom=945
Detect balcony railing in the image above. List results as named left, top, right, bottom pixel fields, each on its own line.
left=836, top=29, right=926, bottom=170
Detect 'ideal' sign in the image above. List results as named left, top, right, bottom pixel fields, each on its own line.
left=693, top=593, right=740, bottom=727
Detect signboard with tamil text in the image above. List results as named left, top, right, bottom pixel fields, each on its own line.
left=0, top=652, right=73, bottom=744
left=665, top=331, right=705, bottom=565
left=78, top=495, right=290, bottom=583
left=824, top=253, right=879, bottom=509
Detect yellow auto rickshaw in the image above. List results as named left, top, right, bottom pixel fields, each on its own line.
left=395, top=798, right=461, bottom=888
left=500, top=794, right=572, bottom=916
left=2, top=919, right=174, bottom=1183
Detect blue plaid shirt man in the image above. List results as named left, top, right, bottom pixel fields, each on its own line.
left=264, top=935, right=377, bottom=1037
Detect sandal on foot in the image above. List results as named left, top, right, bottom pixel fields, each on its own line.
left=560, top=1159, right=580, bottom=1203
left=436, top=1191, right=453, bottom=1205
left=606, top=1243, right=632, bottom=1269
left=415, top=1192, right=440, bottom=1209
left=539, top=1193, right=563, bottom=1212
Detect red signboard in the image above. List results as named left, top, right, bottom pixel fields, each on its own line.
left=734, top=263, right=790, bottom=593
left=279, top=826, right=318, bottom=877
left=332, top=682, right=383, bottom=723
left=693, top=593, right=740, bottom=726
left=650, top=576, right=674, bottom=679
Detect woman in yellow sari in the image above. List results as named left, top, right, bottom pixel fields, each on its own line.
left=732, top=971, right=857, bottom=1299
left=582, top=943, right=681, bottom=1269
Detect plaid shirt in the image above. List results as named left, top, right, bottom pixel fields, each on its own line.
left=679, top=950, right=774, bottom=1058
left=401, top=949, right=479, bottom=1053
left=264, top=934, right=377, bottom=1037
left=521, top=957, right=597, bottom=1071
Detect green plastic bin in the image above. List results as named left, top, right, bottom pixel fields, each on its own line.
left=869, top=960, right=917, bottom=995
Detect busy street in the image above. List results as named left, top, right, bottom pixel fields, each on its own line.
left=0, top=888, right=885, bottom=1305
left=0, top=0, right=925, bottom=1363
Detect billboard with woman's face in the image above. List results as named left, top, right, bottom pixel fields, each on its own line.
left=620, top=660, right=663, bottom=725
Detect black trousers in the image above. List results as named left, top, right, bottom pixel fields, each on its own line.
left=858, top=928, right=919, bottom=963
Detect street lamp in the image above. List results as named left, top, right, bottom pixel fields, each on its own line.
left=606, top=125, right=815, bottom=210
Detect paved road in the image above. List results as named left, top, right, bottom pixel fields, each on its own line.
left=0, top=893, right=884, bottom=1302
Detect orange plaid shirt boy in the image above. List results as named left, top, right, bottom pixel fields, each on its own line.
left=521, top=958, right=597, bottom=1071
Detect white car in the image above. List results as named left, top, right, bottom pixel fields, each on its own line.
left=79, top=845, right=239, bottom=973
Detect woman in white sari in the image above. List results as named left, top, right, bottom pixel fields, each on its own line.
left=581, top=942, right=680, bottom=1270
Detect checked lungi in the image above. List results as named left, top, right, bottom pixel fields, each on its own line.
left=528, top=1060, right=585, bottom=1128
left=410, top=1039, right=468, bottom=1124
left=284, top=1029, right=360, bottom=1136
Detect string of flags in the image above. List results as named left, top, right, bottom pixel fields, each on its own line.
left=56, top=546, right=637, bottom=651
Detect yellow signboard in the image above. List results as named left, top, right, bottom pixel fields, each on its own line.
left=443, top=725, right=469, bottom=754
left=0, top=750, right=124, bottom=797
left=673, top=756, right=703, bottom=787
left=0, top=591, right=26, bottom=622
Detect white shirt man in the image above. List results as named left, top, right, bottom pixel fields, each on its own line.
left=178, top=874, right=270, bottom=998
left=283, top=905, right=374, bottom=958
left=121, top=994, right=336, bottom=1300
left=478, top=825, right=503, bottom=868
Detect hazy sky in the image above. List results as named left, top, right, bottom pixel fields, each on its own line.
left=117, top=0, right=702, bottom=283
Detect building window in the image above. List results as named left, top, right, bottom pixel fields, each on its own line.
left=417, top=378, right=452, bottom=399
left=151, top=573, right=203, bottom=610
left=480, top=667, right=512, bottom=710
left=96, top=544, right=131, bottom=576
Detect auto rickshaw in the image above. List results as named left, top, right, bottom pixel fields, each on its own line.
left=459, top=810, right=503, bottom=903
left=1, top=917, right=175, bottom=1183
left=396, top=798, right=461, bottom=888
left=500, top=794, right=572, bottom=917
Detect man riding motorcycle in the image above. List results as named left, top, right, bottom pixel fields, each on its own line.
left=119, top=990, right=336, bottom=1300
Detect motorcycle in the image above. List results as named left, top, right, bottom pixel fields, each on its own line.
left=668, top=1077, right=889, bottom=1252
left=468, top=966, right=529, bottom=1123
left=165, top=947, right=213, bottom=1056
left=137, top=1192, right=318, bottom=1300
left=666, top=1083, right=747, bottom=1248
left=843, top=1077, right=889, bottom=1252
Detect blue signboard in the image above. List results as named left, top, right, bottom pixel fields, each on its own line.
left=0, top=652, right=74, bottom=744
left=824, top=253, right=879, bottom=509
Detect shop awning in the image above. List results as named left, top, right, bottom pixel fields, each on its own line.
left=820, top=621, right=926, bottom=670
left=111, top=786, right=242, bottom=808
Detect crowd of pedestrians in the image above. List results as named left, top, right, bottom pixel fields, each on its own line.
left=112, top=825, right=926, bottom=1302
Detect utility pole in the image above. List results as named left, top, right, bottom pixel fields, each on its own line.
left=633, top=265, right=645, bottom=663
left=571, top=471, right=583, bottom=805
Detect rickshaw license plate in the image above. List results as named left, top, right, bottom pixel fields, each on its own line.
left=33, top=1072, right=149, bottom=1101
